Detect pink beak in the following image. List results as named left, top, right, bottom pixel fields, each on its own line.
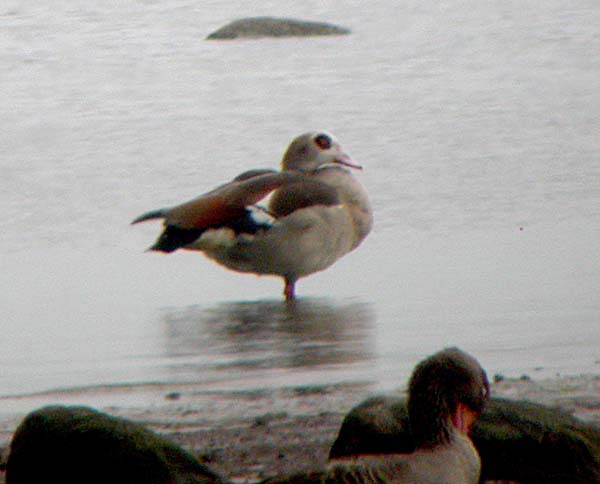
left=334, top=153, right=363, bottom=170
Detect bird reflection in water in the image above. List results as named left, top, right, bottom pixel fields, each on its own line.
left=159, top=298, right=375, bottom=383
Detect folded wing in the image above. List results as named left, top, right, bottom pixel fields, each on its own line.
left=131, top=170, right=302, bottom=252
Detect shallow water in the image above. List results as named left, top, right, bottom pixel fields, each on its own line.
left=1, top=0, right=599, bottom=415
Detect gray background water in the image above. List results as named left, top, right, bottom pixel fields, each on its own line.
left=1, top=1, right=599, bottom=412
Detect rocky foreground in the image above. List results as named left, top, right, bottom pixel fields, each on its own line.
left=0, top=375, right=598, bottom=483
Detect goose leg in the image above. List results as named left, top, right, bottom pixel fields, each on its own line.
left=283, top=279, right=296, bottom=300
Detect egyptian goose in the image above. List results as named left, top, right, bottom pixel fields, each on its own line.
left=263, top=348, right=490, bottom=484
left=132, top=132, right=372, bottom=300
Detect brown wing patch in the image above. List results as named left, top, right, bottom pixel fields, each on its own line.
left=165, top=194, right=243, bottom=229
left=269, top=179, right=340, bottom=217
left=165, top=172, right=301, bottom=230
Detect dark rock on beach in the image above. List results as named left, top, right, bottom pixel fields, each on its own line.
left=5, top=405, right=227, bottom=484
left=329, top=395, right=413, bottom=458
left=206, top=17, right=351, bottom=40
left=329, top=396, right=600, bottom=484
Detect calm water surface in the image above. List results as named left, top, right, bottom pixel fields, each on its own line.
left=1, top=1, right=599, bottom=413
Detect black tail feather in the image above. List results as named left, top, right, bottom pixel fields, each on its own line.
left=145, top=208, right=272, bottom=253
left=149, top=225, right=205, bottom=253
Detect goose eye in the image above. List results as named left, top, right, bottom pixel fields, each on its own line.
left=314, top=134, right=332, bottom=150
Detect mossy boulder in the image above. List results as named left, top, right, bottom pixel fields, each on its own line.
left=329, top=396, right=600, bottom=484
left=206, top=17, right=350, bottom=40
left=6, top=405, right=227, bottom=484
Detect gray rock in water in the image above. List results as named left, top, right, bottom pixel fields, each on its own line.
left=329, top=396, right=600, bottom=484
left=6, top=405, right=227, bottom=484
left=206, top=17, right=350, bottom=40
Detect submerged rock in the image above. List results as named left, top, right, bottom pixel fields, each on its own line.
left=6, top=405, right=227, bottom=484
left=329, top=396, right=600, bottom=484
left=206, top=17, right=350, bottom=40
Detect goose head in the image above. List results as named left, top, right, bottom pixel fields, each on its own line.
left=281, top=132, right=362, bottom=172
left=408, top=347, right=490, bottom=449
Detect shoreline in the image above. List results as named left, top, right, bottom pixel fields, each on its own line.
left=1, top=374, right=599, bottom=482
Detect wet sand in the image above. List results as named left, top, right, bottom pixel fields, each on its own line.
left=0, top=374, right=599, bottom=483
